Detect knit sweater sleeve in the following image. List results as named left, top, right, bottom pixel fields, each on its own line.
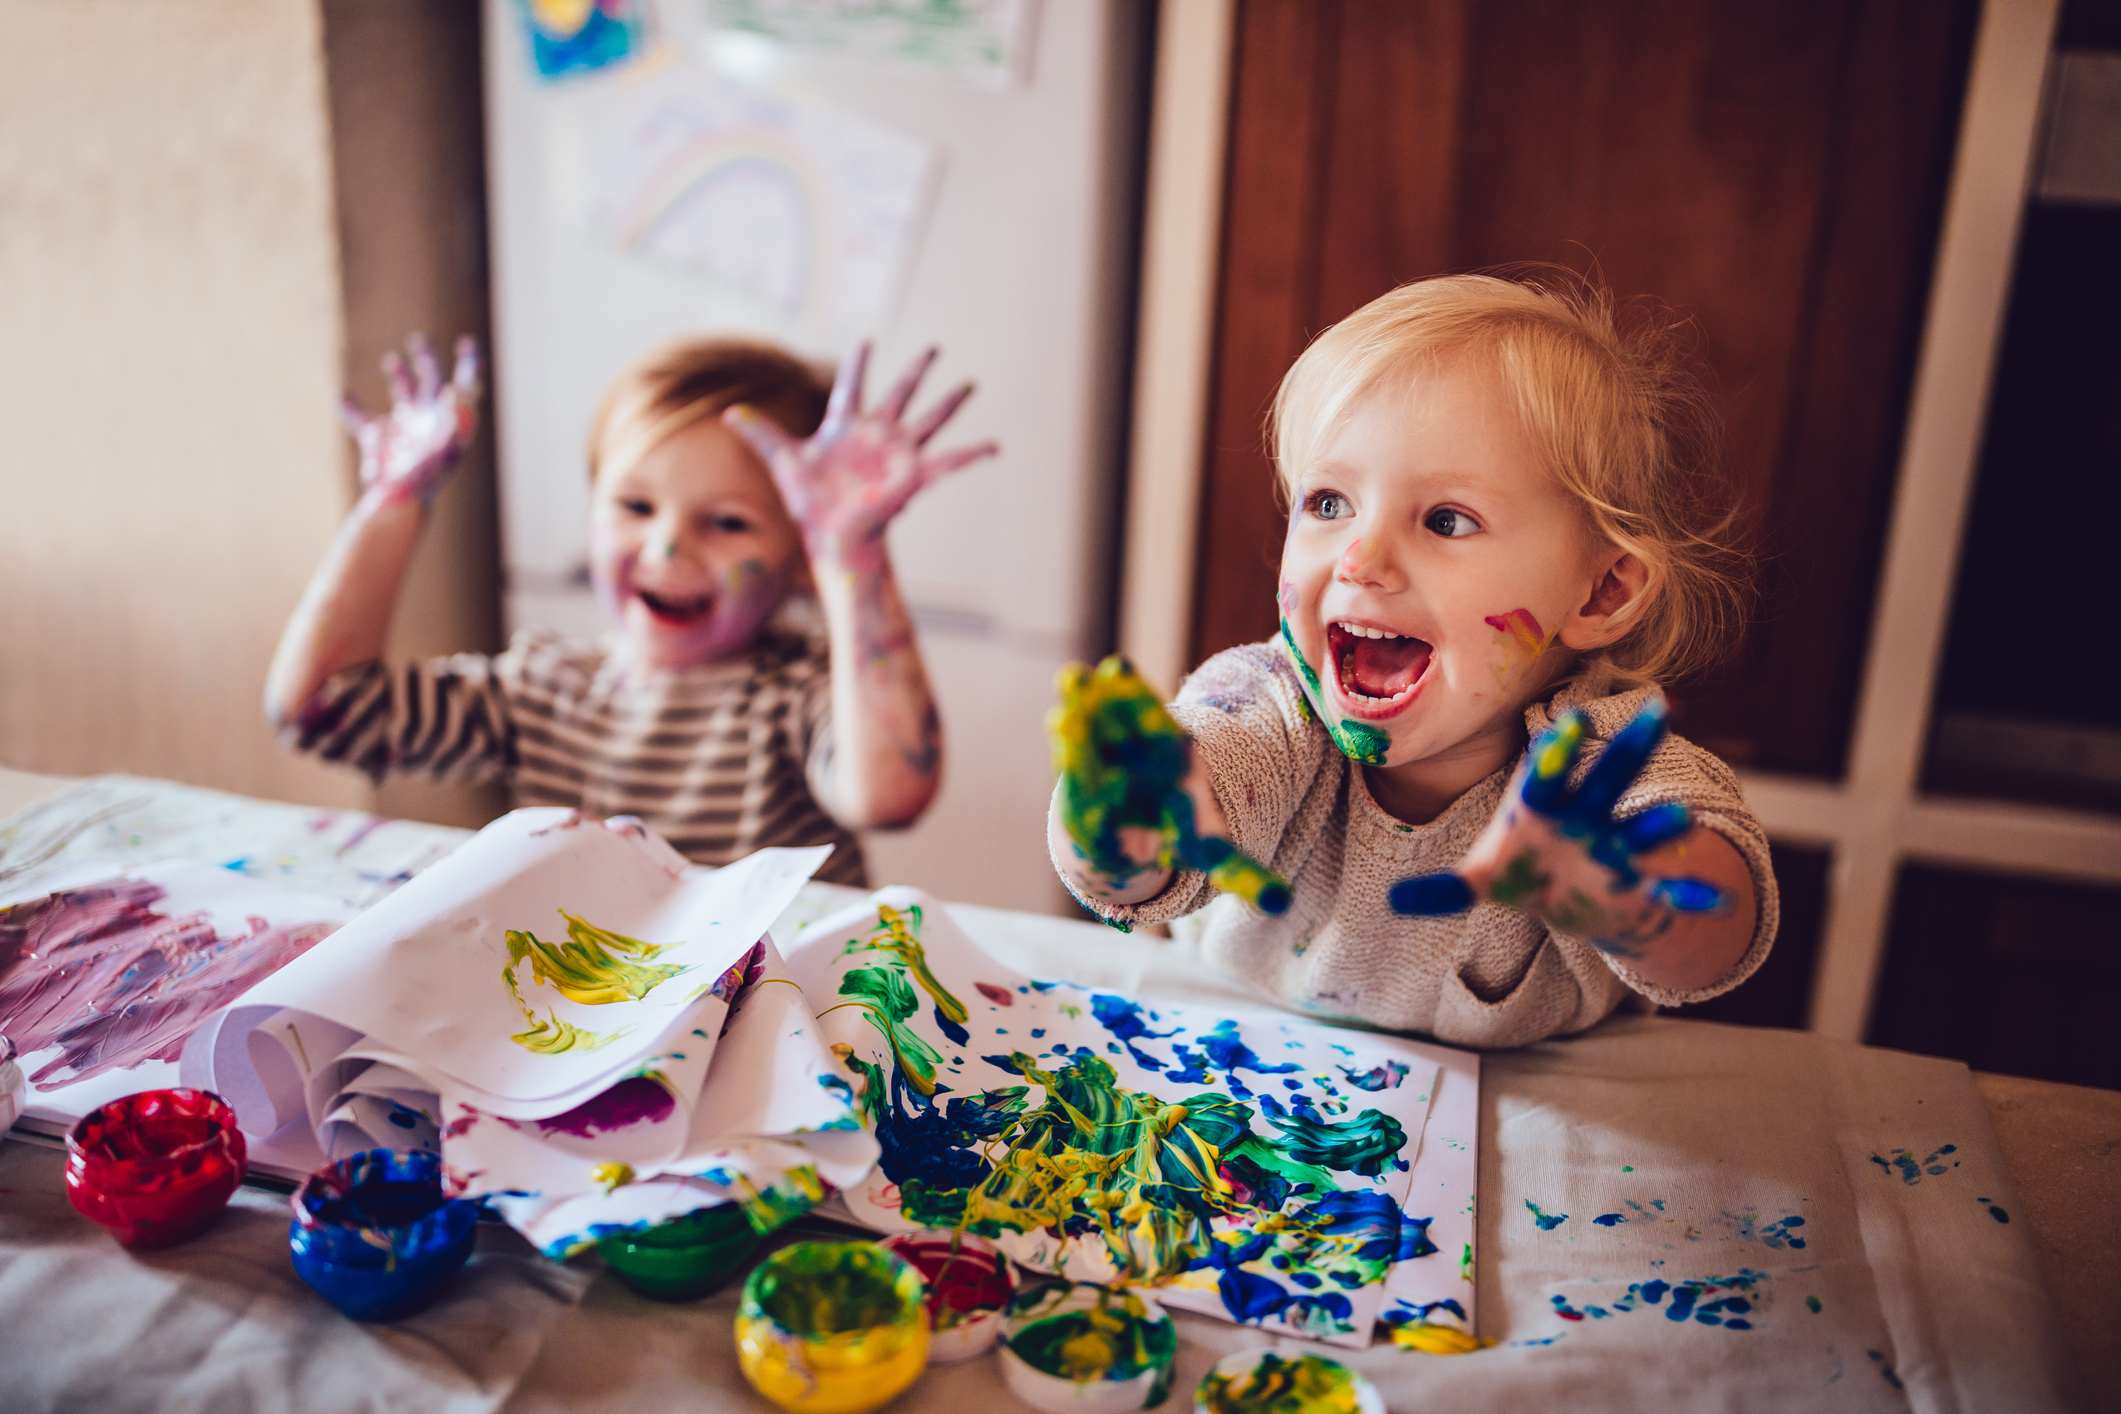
left=1050, top=642, right=1324, bottom=928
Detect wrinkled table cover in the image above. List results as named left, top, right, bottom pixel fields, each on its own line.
left=0, top=776, right=2089, bottom=1412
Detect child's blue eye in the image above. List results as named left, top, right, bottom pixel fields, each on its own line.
left=1309, top=492, right=1349, bottom=521
left=711, top=515, right=754, bottom=534
left=1425, top=507, right=1480, bottom=538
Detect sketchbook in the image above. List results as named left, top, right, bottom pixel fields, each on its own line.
left=784, top=889, right=1481, bottom=1347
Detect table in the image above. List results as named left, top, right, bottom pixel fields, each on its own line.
left=1, top=767, right=2111, bottom=1412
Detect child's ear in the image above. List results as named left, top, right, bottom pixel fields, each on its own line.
left=1557, top=548, right=1653, bottom=651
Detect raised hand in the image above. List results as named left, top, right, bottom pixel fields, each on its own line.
left=1049, top=656, right=1291, bottom=916
left=339, top=333, right=483, bottom=509
left=1388, top=697, right=1726, bottom=955
left=723, top=342, right=998, bottom=568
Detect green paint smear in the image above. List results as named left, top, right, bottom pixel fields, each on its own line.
left=837, top=965, right=947, bottom=1096
left=504, top=911, right=687, bottom=1006
left=1008, top=1290, right=1176, bottom=1383
left=745, top=1241, right=923, bottom=1336
left=1279, top=618, right=1390, bottom=765
left=1461, top=1242, right=1474, bottom=1282
left=838, top=903, right=967, bottom=1023
left=1487, top=850, right=1551, bottom=910
left=1198, top=1351, right=1360, bottom=1414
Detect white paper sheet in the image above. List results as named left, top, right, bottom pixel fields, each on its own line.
left=784, top=887, right=1482, bottom=1349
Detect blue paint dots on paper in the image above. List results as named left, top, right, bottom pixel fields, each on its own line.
left=1525, top=1200, right=1567, bottom=1231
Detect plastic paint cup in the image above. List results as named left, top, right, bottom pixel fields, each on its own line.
left=0, top=1035, right=25, bottom=1136
left=1193, top=1348, right=1386, bottom=1414
left=735, top=1240, right=931, bottom=1413
left=597, top=1201, right=761, bottom=1301
left=879, top=1229, right=1016, bottom=1362
left=999, top=1282, right=1179, bottom=1414
left=289, top=1148, right=480, bottom=1321
left=64, top=1088, right=247, bottom=1248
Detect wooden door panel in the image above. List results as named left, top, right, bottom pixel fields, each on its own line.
left=1192, top=0, right=1977, bottom=777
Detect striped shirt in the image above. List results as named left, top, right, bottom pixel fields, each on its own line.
left=283, top=624, right=866, bottom=885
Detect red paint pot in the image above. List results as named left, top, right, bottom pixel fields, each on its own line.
left=65, top=1088, right=247, bottom=1248
left=879, top=1229, right=1016, bottom=1362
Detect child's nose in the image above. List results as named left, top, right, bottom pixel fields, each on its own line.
left=1336, top=536, right=1396, bottom=588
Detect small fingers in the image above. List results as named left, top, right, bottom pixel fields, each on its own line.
left=1390, top=873, right=1477, bottom=916
left=1617, top=801, right=1692, bottom=856
left=879, top=346, right=938, bottom=425
left=821, top=340, right=870, bottom=438
left=451, top=336, right=484, bottom=402
left=906, top=380, right=973, bottom=447
left=915, top=440, right=1000, bottom=489
left=408, top=333, right=442, bottom=400
left=1574, top=695, right=1669, bottom=823
left=337, top=392, right=374, bottom=439
left=722, top=404, right=800, bottom=464
left=381, top=349, right=415, bottom=406
left=1646, top=876, right=1726, bottom=914
left=1520, top=711, right=1586, bottom=813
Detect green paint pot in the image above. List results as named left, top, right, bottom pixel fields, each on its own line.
left=1194, top=1348, right=1384, bottom=1414
left=597, top=1203, right=761, bottom=1301
left=1000, top=1282, right=1177, bottom=1414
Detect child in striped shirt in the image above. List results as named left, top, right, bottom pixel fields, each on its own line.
left=265, top=335, right=993, bottom=884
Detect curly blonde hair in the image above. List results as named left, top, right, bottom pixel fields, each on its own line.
left=1270, top=270, right=1752, bottom=687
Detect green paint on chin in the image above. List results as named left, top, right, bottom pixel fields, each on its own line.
left=1278, top=618, right=1392, bottom=766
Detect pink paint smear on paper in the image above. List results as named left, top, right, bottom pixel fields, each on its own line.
left=0, top=878, right=337, bottom=1087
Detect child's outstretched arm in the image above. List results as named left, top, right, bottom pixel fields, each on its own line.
left=724, top=343, right=992, bottom=830
left=1046, top=656, right=1291, bottom=916
left=1390, top=697, right=1756, bottom=992
left=264, top=334, right=482, bottom=730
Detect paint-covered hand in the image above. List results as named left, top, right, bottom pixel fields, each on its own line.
left=1049, top=656, right=1291, bottom=915
left=724, top=342, right=998, bottom=568
left=1387, top=697, right=1726, bottom=954
left=339, top=333, right=483, bottom=510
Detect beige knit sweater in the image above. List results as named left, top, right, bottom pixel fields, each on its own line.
left=1052, top=642, right=1780, bottom=1049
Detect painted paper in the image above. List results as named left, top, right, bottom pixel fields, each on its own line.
left=515, top=0, right=650, bottom=80
left=786, top=888, right=1480, bottom=1348
left=701, top=0, right=1038, bottom=91
left=588, top=70, right=938, bottom=346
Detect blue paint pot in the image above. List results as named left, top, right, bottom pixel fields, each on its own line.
left=289, top=1148, right=479, bottom=1321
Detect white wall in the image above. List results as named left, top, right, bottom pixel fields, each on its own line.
left=484, top=1, right=1145, bottom=913
left=0, top=1, right=365, bottom=807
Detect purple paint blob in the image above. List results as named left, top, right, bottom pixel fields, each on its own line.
left=535, top=1075, right=676, bottom=1138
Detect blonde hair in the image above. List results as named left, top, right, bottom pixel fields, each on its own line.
left=588, top=337, right=829, bottom=484
left=1270, top=271, right=1752, bottom=687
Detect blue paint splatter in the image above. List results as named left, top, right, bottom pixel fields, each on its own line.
left=1867, top=1350, right=1904, bottom=1389
left=1525, top=1200, right=1567, bottom=1231
left=1337, top=1059, right=1410, bottom=1092
left=1869, top=1144, right=1957, bottom=1185
left=1976, top=1196, right=2010, bottom=1223
left=1087, top=994, right=1180, bottom=1070
left=1593, top=1213, right=1625, bottom=1226
left=1550, top=1270, right=1766, bottom=1330
left=931, top=1006, right=969, bottom=1046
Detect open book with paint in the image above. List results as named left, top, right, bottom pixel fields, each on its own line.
left=784, top=890, right=1482, bottom=1349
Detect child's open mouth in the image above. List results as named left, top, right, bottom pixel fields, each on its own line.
left=637, top=588, right=716, bottom=626
left=1328, top=620, right=1432, bottom=714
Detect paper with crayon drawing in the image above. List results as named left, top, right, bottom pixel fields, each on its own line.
left=180, top=809, right=874, bottom=1256
left=786, top=888, right=1481, bottom=1348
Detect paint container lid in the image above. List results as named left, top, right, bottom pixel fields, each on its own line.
left=736, top=1240, right=932, bottom=1413
left=879, top=1229, right=1016, bottom=1362
left=64, top=1088, right=247, bottom=1248
left=289, top=1148, right=480, bottom=1321
left=597, top=1201, right=761, bottom=1302
left=999, top=1281, right=1178, bottom=1414
left=1193, top=1347, right=1385, bottom=1414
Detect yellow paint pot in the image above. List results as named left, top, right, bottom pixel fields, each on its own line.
left=735, top=1241, right=931, bottom=1413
